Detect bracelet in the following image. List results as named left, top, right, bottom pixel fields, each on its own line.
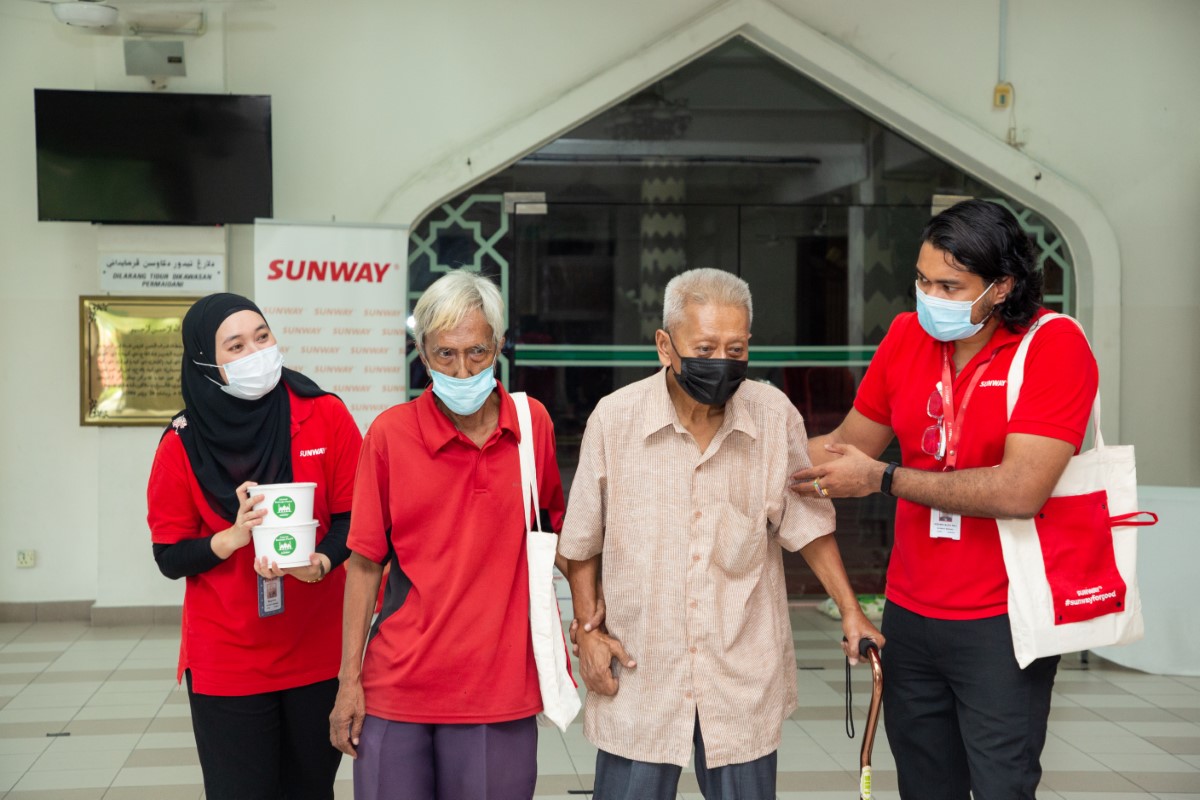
left=304, top=558, right=328, bottom=584
left=880, top=462, right=899, bottom=496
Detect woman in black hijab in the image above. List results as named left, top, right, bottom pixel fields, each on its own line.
left=147, top=293, right=363, bottom=800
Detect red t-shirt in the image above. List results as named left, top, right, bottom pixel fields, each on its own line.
left=854, top=311, right=1098, bottom=619
left=147, top=389, right=363, bottom=694
left=348, top=384, right=566, bottom=724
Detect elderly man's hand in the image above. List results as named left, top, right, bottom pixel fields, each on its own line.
left=577, top=627, right=635, bottom=696
left=569, top=595, right=607, bottom=657
left=329, top=677, right=366, bottom=758
left=791, top=443, right=886, bottom=499
left=840, top=608, right=885, bottom=666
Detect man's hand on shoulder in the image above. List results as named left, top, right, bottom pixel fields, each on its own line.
left=791, top=442, right=886, bottom=499
left=577, top=627, right=636, bottom=697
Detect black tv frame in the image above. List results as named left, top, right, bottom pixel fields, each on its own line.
left=35, top=88, right=273, bottom=226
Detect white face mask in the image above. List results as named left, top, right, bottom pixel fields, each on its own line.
left=195, top=344, right=284, bottom=401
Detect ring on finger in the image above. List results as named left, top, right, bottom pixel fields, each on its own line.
left=812, top=478, right=829, bottom=498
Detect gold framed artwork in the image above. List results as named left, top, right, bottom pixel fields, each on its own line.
left=80, top=296, right=198, bottom=426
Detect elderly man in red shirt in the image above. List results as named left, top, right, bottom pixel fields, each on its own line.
left=330, top=270, right=566, bottom=800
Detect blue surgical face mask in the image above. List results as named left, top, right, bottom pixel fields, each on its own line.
left=428, top=357, right=497, bottom=416
left=915, top=280, right=995, bottom=342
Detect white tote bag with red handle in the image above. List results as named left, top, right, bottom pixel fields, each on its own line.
left=997, top=314, right=1156, bottom=668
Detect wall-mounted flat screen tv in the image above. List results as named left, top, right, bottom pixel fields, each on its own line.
left=35, top=89, right=272, bottom=225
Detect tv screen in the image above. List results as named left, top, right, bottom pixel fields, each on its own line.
left=35, top=89, right=272, bottom=225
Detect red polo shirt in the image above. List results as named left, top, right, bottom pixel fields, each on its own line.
left=855, top=310, right=1098, bottom=619
left=147, top=388, right=362, bottom=694
left=348, top=384, right=566, bottom=723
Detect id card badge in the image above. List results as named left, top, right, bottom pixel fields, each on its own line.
left=930, top=508, right=962, bottom=540
left=258, top=575, right=284, bottom=617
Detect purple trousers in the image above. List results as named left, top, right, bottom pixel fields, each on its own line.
left=353, top=714, right=538, bottom=800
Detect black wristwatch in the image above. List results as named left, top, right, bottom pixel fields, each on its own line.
left=880, top=462, right=899, bottom=496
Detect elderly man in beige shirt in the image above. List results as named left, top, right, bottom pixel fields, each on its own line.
left=559, top=267, right=882, bottom=800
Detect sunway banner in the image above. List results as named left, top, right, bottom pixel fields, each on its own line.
left=254, top=221, right=409, bottom=432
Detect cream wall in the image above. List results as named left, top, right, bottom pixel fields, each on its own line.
left=0, top=0, right=1196, bottom=608
left=792, top=0, right=1200, bottom=482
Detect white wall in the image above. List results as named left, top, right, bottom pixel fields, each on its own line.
left=0, top=3, right=229, bottom=606
left=1, top=0, right=1196, bottom=607
left=789, top=0, right=1200, bottom=486
left=1, top=7, right=101, bottom=604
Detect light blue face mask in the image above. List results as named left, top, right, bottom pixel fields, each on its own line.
left=915, top=280, right=995, bottom=342
left=428, top=357, right=497, bottom=416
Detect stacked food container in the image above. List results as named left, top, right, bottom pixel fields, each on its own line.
left=250, top=482, right=319, bottom=567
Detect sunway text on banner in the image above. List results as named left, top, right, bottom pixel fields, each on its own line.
left=254, top=222, right=409, bottom=432
left=266, top=260, right=393, bottom=283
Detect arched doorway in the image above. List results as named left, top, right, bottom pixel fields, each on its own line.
left=405, top=37, right=1076, bottom=596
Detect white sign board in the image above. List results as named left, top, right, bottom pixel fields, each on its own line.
left=100, top=253, right=225, bottom=294
left=254, top=221, right=409, bottom=433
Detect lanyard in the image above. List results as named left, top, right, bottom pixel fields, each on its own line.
left=939, top=345, right=994, bottom=471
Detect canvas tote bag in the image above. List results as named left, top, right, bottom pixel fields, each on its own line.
left=997, top=313, right=1156, bottom=668
left=512, top=391, right=581, bottom=731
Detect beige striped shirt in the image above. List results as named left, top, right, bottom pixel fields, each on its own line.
left=558, top=369, right=835, bottom=768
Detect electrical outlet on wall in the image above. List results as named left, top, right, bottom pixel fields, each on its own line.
left=16, top=549, right=36, bottom=569
left=993, top=81, right=1014, bottom=109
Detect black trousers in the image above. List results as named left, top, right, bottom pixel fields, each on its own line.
left=881, top=601, right=1059, bottom=800
left=186, top=671, right=342, bottom=800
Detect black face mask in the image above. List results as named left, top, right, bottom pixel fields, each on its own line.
left=667, top=334, right=748, bottom=407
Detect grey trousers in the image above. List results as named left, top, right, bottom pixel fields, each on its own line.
left=592, top=715, right=777, bottom=800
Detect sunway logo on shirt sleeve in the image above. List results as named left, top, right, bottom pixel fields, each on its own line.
left=979, top=379, right=1007, bottom=387
left=298, top=447, right=327, bottom=457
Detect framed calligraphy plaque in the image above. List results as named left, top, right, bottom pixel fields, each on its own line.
left=80, top=296, right=198, bottom=426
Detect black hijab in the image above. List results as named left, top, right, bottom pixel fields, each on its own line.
left=172, top=293, right=327, bottom=521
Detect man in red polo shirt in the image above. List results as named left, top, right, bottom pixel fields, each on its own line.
left=329, top=271, right=565, bottom=800
left=791, top=200, right=1097, bottom=800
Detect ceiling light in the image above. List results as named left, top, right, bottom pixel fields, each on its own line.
left=52, top=2, right=119, bottom=28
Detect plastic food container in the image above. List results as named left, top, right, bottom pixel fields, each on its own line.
left=251, top=482, right=317, bottom=525
left=252, top=520, right=318, bottom=568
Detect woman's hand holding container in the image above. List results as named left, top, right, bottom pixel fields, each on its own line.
left=210, top=481, right=267, bottom=559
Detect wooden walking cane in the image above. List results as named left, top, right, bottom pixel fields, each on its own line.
left=845, top=638, right=883, bottom=800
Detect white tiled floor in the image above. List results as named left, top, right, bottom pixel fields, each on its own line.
left=1, top=608, right=1198, bottom=799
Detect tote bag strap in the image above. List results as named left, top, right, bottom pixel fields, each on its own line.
left=511, top=391, right=544, bottom=535
left=1005, top=313, right=1104, bottom=448
left=512, top=391, right=581, bottom=732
